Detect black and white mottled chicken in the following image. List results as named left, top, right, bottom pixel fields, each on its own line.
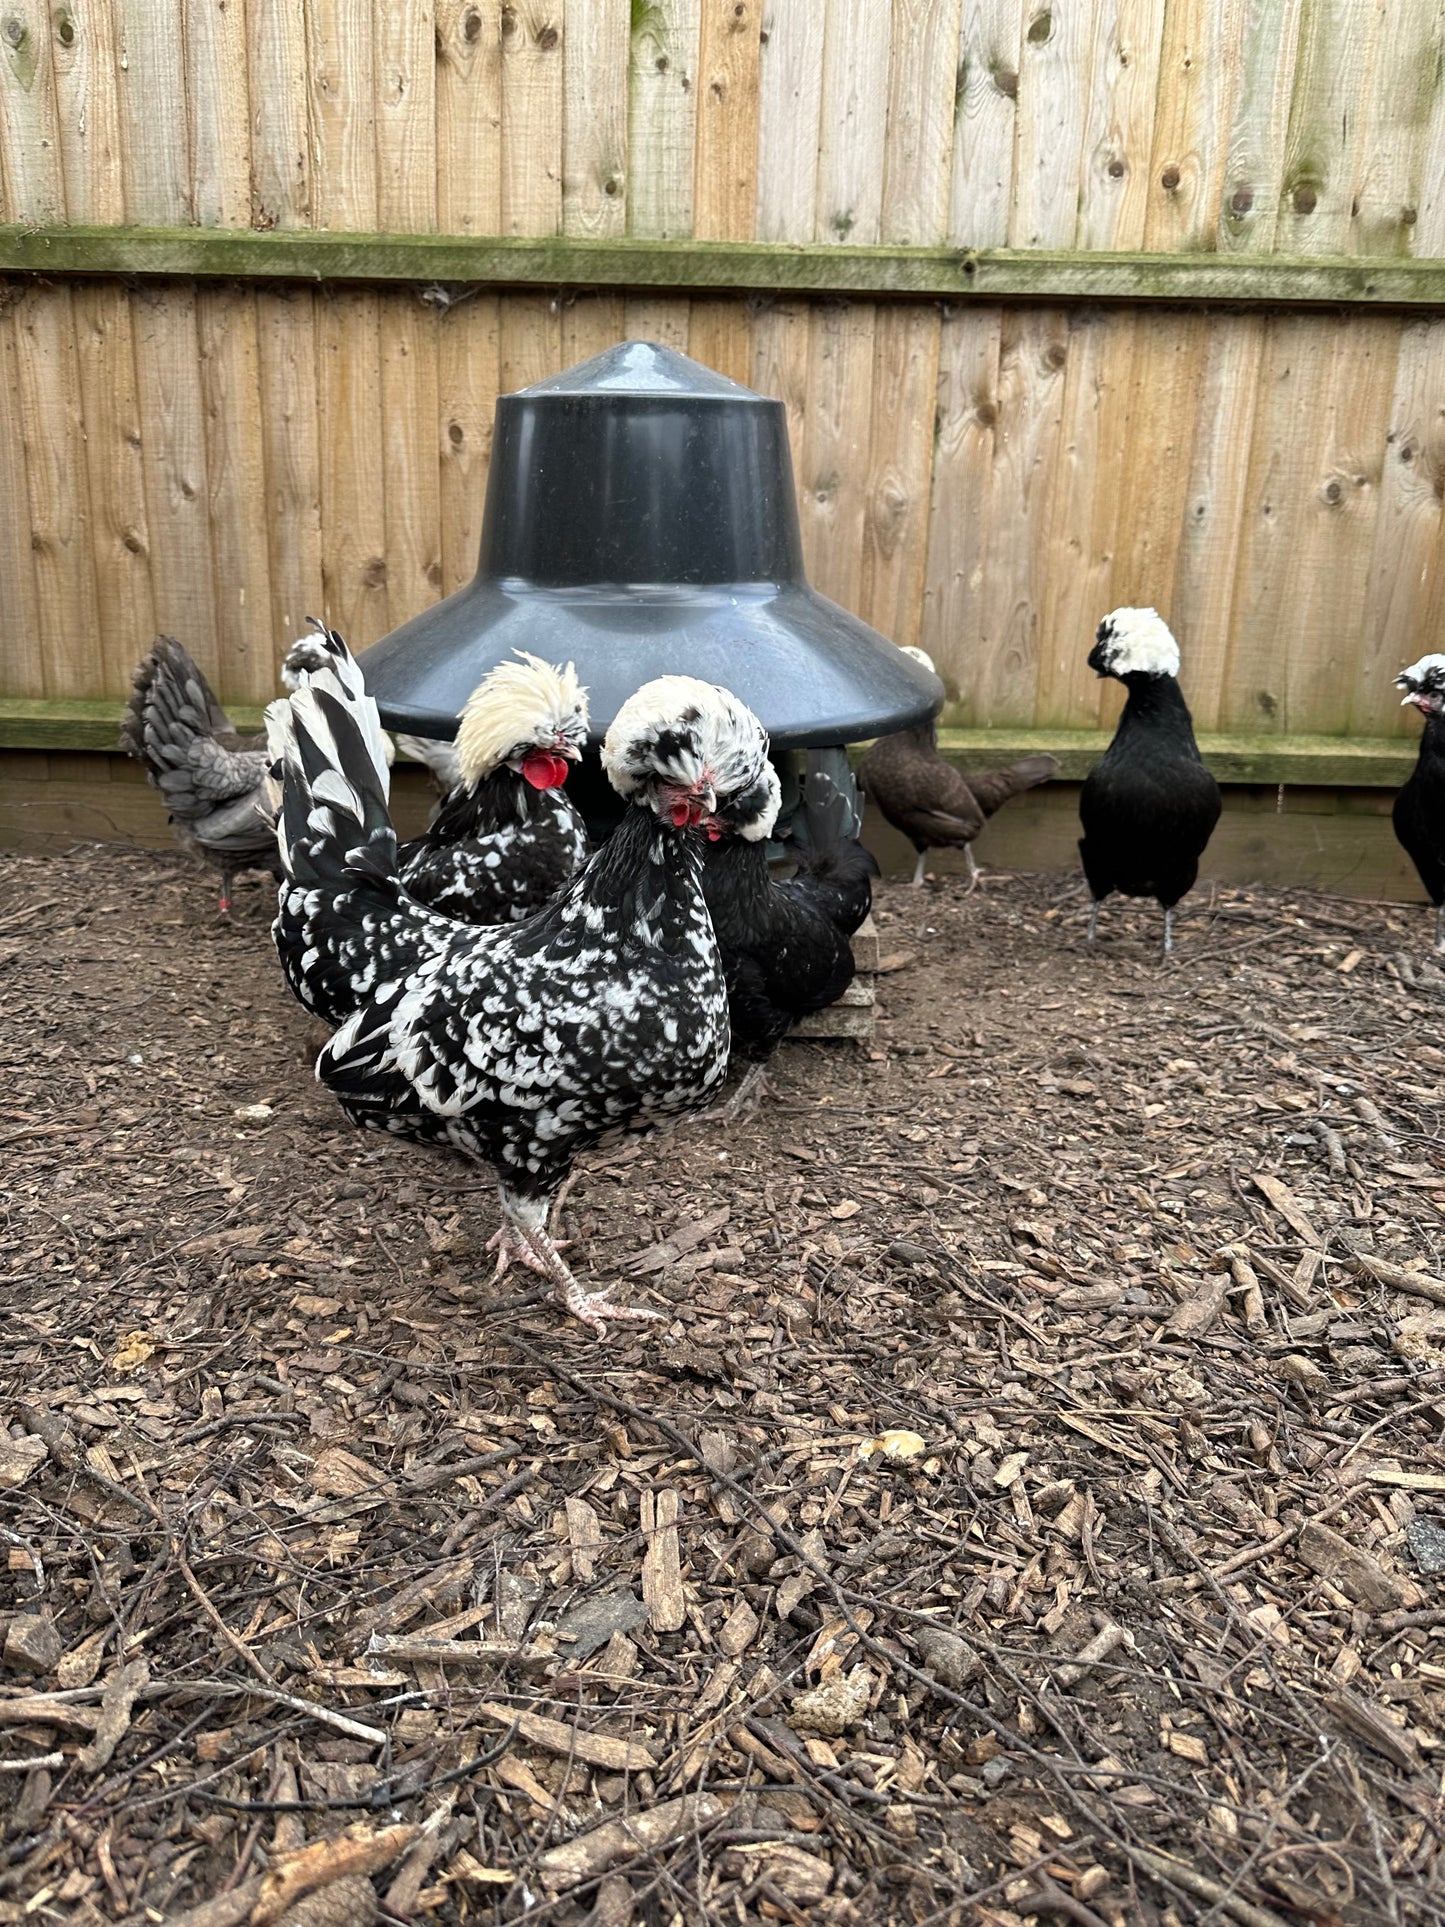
left=267, top=632, right=779, bottom=1335
left=1078, top=607, right=1221, bottom=954
left=391, top=653, right=590, bottom=925
left=700, top=768, right=876, bottom=1113
left=859, top=647, right=1059, bottom=889
left=118, top=631, right=340, bottom=915
left=1393, top=652, right=1445, bottom=953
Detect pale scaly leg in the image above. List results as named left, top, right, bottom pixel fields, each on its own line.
left=217, top=869, right=234, bottom=919
left=1087, top=901, right=1100, bottom=943
left=911, top=848, right=928, bottom=887
left=1162, top=907, right=1175, bottom=956
left=1436, top=901, right=1444, bottom=954
left=505, top=1188, right=663, bottom=1339
left=961, top=845, right=980, bottom=897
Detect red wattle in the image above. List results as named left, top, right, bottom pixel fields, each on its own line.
left=669, top=801, right=694, bottom=827
left=521, top=751, right=570, bottom=791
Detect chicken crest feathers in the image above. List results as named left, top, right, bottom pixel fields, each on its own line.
left=1092, top=607, right=1180, bottom=679
left=453, top=652, right=589, bottom=786
left=602, top=676, right=780, bottom=841
left=1396, top=653, right=1445, bottom=703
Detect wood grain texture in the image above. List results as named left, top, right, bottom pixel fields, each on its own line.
left=1074, top=0, right=1167, bottom=250
left=115, top=0, right=192, bottom=224
left=860, top=306, right=942, bottom=645
left=307, top=0, right=378, bottom=228
left=316, top=289, right=388, bottom=649
left=920, top=308, right=1003, bottom=714
left=0, top=0, right=64, bottom=224
left=1144, top=0, right=1244, bottom=250
left=882, top=0, right=966, bottom=244
left=381, top=301, right=443, bottom=636
left=188, top=0, right=252, bottom=227
left=1274, top=0, right=1384, bottom=256
left=257, top=289, right=325, bottom=659
left=1348, top=0, right=1442, bottom=258
left=374, top=0, right=435, bottom=231
left=10, top=285, right=102, bottom=697
left=563, top=0, right=628, bottom=238
left=949, top=0, right=1024, bottom=247
left=198, top=289, right=276, bottom=704
left=628, top=0, right=699, bottom=239
left=249, top=0, right=313, bottom=228
left=436, top=0, right=503, bottom=235
left=1011, top=0, right=1091, bottom=247
left=438, top=293, right=501, bottom=595
left=815, top=0, right=890, bottom=243
left=799, top=301, right=877, bottom=613
left=693, top=0, right=761, bottom=241
left=50, top=0, right=125, bottom=224
left=501, top=0, right=564, bottom=236
left=756, top=0, right=825, bottom=242
left=1216, top=0, right=1304, bottom=252
left=0, top=301, right=45, bottom=697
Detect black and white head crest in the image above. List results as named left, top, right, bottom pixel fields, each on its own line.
left=899, top=644, right=936, bottom=674
left=454, top=652, right=589, bottom=784
left=1395, top=653, right=1445, bottom=716
left=280, top=617, right=350, bottom=693
left=1090, top=607, right=1181, bottom=680
left=602, top=676, right=780, bottom=842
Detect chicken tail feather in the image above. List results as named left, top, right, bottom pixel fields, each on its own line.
left=963, top=752, right=1060, bottom=818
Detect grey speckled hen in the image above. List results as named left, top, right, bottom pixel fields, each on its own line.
left=267, top=634, right=779, bottom=1336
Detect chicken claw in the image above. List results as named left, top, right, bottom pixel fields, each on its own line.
left=515, top=1222, right=662, bottom=1340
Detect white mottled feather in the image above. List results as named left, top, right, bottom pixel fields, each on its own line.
left=1094, top=607, right=1180, bottom=679
left=454, top=653, right=588, bottom=785
left=1396, top=653, right=1445, bottom=702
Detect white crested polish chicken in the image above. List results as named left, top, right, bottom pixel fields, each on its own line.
left=1393, top=653, right=1445, bottom=952
left=267, top=630, right=780, bottom=1336
left=1078, top=607, right=1221, bottom=955
left=858, top=647, right=1059, bottom=890
left=390, top=654, right=590, bottom=925
left=700, top=768, right=876, bottom=1116
left=119, top=634, right=330, bottom=915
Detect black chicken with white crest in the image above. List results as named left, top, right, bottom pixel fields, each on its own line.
left=1393, top=653, right=1445, bottom=952
left=268, top=638, right=778, bottom=1335
left=394, top=651, right=590, bottom=925
left=1078, top=607, right=1221, bottom=955
left=701, top=768, right=876, bottom=1114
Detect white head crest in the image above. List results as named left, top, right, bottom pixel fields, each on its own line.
left=899, top=645, right=936, bottom=674
left=602, top=676, right=780, bottom=842
left=453, top=652, right=589, bottom=785
left=1092, top=607, right=1180, bottom=679
left=1395, top=652, right=1445, bottom=715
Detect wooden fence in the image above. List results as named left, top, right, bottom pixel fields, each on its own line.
left=3, top=0, right=1445, bottom=770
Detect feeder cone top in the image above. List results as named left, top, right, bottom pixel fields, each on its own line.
left=358, top=340, right=942, bottom=749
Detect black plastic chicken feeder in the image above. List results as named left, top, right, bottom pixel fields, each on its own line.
left=358, top=342, right=941, bottom=812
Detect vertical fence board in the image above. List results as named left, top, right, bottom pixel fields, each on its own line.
left=375, top=1, right=436, bottom=231
left=1144, top=0, right=1244, bottom=250
left=800, top=302, right=878, bottom=614
left=188, top=0, right=252, bottom=226
left=1011, top=0, right=1092, bottom=247
left=131, top=288, right=221, bottom=677
left=860, top=306, right=942, bottom=646
left=972, top=307, right=1071, bottom=723
left=1349, top=0, right=1442, bottom=258
left=1034, top=312, right=1135, bottom=725
left=693, top=0, right=761, bottom=240
left=561, top=290, right=626, bottom=367
left=73, top=285, right=156, bottom=696
left=306, top=0, right=377, bottom=228
left=51, top=0, right=125, bottom=224
left=1352, top=317, right=1445, bottom=733
left=750, top=301, right=811, bottom=486
left=197, top=289, right=275, bottom=702
left=949, top=1, right=1024, bottom=247
left=1106, top=309, right=1208, bottom=643
left=882, top=0, right=965, bottom=244
left=381, top=304, right=443, bottom=636
left=316, top=290, right=388, bottom=648
left=920, top=309, right=1003, bottom=713
left=1170, top=316, right=1265, bottom=731
left=115, top=0, right=192, bottom=223
left=0, top=0, right=64, bottom=223
left=815, top=0, right=889, bottom=243
left=628, top=0, right=699, bottom=238
left=436, top=0, right=503, bottom=234
left=1217, top=0, right=1304, bottom=251
left=249, top=0, right=312, bottom=228
left=563, top=0, right=628, bottom=237
left=501, top=1, right=564, bottom=235
left=438, top=294, right=501, bottom=596
left=500, top=288, right=563, bottom=394
left=623, top=294, right=692, bottom=347
left=257, top=289, right=325, bottom=654
left=688, top=297, right=752, bottom=386
left=0, top=300, right=45, bottom=696
left=1275, top=0, right=1384, bottom=256
left=756, top=0, right=825, bottom=241
left=1074, top=0, right=1166, bottom=249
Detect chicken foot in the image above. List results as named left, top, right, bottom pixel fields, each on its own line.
left=516, top=1220, right=664, bottom=1339
left=684, top=1061, right=769, bottom=1127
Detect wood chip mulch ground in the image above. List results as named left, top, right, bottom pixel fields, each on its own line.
left=1, top=845, right=1443, bottom=1927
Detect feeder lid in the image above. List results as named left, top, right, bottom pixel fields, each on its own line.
left=358, top=341, right=942, bottom=748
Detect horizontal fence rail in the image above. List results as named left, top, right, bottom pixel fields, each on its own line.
left=8, top=227, right=1445, bottom=307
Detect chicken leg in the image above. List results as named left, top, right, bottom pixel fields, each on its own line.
left=501, top=1187, right=662, bottom=1338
